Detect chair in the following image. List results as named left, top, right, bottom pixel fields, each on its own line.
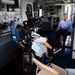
left=32, top=58, right=75, bottom=75
left=50, top=63, right=65, bottom=75
left=65, top=69, right=75, bottom=75
left=32, top=58, right=59, bottom=75
left=60, top=35, right=72, bottom=47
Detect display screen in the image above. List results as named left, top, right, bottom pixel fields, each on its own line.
left=12, top=36, right=17, bottom=42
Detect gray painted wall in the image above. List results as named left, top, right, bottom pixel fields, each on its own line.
left=0, top=32, right=19, bottom=69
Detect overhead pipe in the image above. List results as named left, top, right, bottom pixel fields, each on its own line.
left=55, top=3, right=75, bottom=5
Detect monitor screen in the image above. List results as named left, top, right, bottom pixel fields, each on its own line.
left=12, top=36, right=17, bottom=42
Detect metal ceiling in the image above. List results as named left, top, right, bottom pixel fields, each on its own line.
left=34, top=0, right=75, bottom=7
left=35, top=0, right=75, bottom=4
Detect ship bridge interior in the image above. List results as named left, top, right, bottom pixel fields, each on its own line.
left=0, top=0, right=75, bottom=75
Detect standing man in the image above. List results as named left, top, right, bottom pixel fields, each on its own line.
left=56, top=13, right=73, bottom=48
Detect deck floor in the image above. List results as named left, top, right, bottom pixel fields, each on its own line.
left=0, top=30, right=75, bottom=75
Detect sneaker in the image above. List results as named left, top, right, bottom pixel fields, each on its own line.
left=46, top=62, right=51, bottom=66
left=53, top=48, right=62, bottom=54
left=46, top=56, right=53, bottom=62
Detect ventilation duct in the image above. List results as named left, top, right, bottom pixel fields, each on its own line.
left=1, top=0, right=14, bottom=4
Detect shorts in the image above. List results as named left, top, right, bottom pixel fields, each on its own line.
left=35, top=44, right=47, bottom=58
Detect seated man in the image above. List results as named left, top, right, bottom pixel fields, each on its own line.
left=56, top=13, right=73, bottom=47
left=31, top=32, right=53, bottom=62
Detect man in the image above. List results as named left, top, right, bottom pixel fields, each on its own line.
left=56, top=13, right=73, bottom=47
left=31, top=32, right=53, bottom=62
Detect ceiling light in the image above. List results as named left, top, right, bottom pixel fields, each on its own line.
left=67, top=0, right=70, bottom=2
left=2, top=0, right=14, bottom=4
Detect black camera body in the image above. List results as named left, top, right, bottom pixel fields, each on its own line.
left=23, top=52, right=32, bottom=75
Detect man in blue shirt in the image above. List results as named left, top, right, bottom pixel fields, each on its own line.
left=56, top=13, right=73, bottom=47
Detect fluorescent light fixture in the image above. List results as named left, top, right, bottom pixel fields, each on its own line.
left=67, top=1, right=70, bottom=2
left=9, top=8, right=12, bottom=11
left=14, top=8, right=20, bottom=12
left=2, top=0, right=14, bottom=4
left=67, top=0, right=71, bottom=2
left=39, top=9, right=42, bottom=17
